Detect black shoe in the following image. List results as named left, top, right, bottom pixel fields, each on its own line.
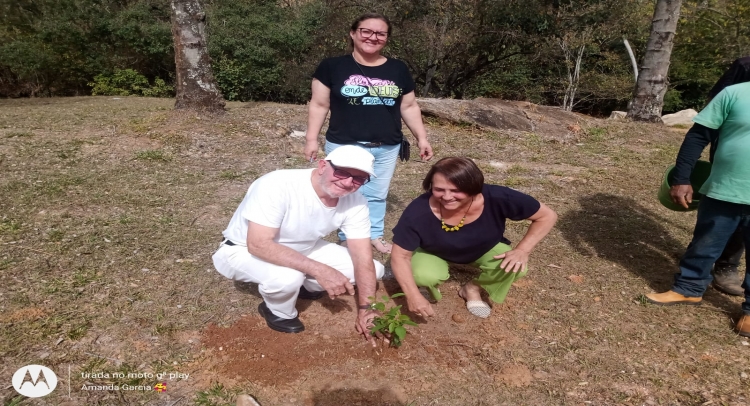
left=298, top=286, right=325, bottom=300
left=257, top=302, right=304, bottom=333
left=712, top=266, right=744, bottom=296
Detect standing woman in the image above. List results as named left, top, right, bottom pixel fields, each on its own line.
left=304, top=12, right=434, bottom=254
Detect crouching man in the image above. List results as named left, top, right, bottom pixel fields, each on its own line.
left=212, top=145, right=385, bottom=345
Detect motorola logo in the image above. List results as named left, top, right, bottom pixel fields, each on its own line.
left=12, top=365, right=58, bottom=398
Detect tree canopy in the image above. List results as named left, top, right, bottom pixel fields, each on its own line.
left=0, top=0, right=748, bottom=114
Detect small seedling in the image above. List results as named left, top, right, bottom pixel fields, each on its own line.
left=368, top=293, right=418, bottom=348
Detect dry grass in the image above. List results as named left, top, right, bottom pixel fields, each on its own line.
left=1, top=96, right=748, bottom=406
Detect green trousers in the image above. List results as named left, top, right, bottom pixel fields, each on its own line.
left=411, top=242, right=527, bottom=303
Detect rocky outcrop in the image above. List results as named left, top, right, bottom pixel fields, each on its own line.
left=661, top=109, right=697, bottom=126
left=417, top=98, right=588, bottom=143
left=417, top=98, right=533, bottom=132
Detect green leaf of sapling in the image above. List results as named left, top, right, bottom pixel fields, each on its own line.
left=394, top=326, right=406, bottom=340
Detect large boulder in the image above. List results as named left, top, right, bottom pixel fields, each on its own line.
left=417, top=98, right=586, bottom=143
left=661, top=109, right=698, bottom=126
left=417, top=98, right=532, bottom=132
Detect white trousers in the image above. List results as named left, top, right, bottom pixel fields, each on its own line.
left=212, top=240, right=385, bottom=319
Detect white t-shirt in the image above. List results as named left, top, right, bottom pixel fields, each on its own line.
left=222, top=169, right=371, bottom=255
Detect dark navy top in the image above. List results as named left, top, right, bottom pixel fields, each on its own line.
left=392, top=184, right=541, bottom=264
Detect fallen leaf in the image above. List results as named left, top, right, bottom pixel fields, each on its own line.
left=494, top=364, right=533, bottom=387
left=567, top=275, right=584, bottom=284
left=547, top=264, right=562, bottom=268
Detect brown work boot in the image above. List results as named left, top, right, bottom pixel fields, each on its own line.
left=645, top=290, right=702, bottom=306
left=712, top=266, right=744, bottom=296
left=736, top=315, right=750, bottom=337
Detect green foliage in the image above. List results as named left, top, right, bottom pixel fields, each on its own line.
left=195, top=383, right=241, bottom=406
left=212, top=58, right=252, bottom=102
left=663, top=88, right=685, bottom=112
left=89, top=69, right=173, bottom=97
left=0, top=0, right=172, bottom=97
left=1, top=0, right=747, bottom=113
left=206, top=0, right=325, bottom=102
left=465, top=56, right=547, bottom=103
left=0, top=218, right=23, bottom=234
left=6, top=395, right=25, bottom=406
left=586, top=126, right=608, bottom=142
left=134, top=149, right=171, bottom=162
left=667, top=0, right=750, bottom=112
left=368, top=293, right=418, bottom=348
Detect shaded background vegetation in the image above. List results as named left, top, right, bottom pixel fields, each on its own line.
left=0, top=0, right=748, bottom=114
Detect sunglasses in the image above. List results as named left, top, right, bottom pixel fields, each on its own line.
left=327, top=161, right=370, bottom=186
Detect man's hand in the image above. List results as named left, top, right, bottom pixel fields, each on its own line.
left=670, top=184, right=693, bottom=209
left=355, top=309, right=388, bottom=347
left=406, top=294, right=435, bottom=318
left=495, top=248, right=530, bottom=273
left=315, top=266, right=355, bottom=299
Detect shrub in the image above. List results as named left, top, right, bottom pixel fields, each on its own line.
left=89, top=69, right=173, bottom=97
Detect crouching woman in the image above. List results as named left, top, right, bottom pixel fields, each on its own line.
left=390, top=157, right=557, bottom=318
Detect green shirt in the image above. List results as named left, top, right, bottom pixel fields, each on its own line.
left=693, top=82, right=750, bottom=204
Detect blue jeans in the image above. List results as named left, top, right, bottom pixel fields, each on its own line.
left=325, top=140, right=400, bottom=240
left=672, top=196, right=750, bottom=314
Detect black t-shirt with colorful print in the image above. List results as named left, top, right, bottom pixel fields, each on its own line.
left=313, top=55, right=415, bottom=145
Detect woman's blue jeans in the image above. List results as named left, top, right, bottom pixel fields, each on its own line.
left=672, top=196, right=750, bottom=314
left=325, top=140, right=400, bottom=241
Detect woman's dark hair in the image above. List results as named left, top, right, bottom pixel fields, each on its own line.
left=350, top=12, right=392, bottom=36
left=422, top=157, right=484, bottom=196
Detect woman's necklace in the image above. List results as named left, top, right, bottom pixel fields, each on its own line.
left=440, top=197, right=474, bottom=232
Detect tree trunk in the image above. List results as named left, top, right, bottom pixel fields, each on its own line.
left=171, top=0, right=225, bottom=112
left=627, top=0, right=682, bottom=122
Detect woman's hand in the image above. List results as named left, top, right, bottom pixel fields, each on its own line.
left=497, top=203, right=557, bottom=273
left=494, top=248, right=530, bottom=273
left=400, top=91, right=432, bottom=161
left=304, top=138, right=319, bottom=161
left=418, top=139, right=434, bottom=161
left=389, top=244, right=433, bottom=316
left=406, top=294, right=435, bottom=317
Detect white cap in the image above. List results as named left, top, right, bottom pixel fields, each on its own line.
left=324, top=145, right=376, bottom=177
